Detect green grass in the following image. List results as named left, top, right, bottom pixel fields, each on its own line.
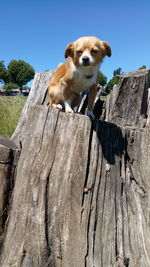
left=0, top=96, right=27, bottom=138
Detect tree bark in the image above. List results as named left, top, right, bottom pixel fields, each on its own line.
left=0, top=136, right=20, bottom=249
left=0, top=70, right=150, bottom=267
left=11, top=71, right=53, bottom=146
left=105, top=69, right=150, bottom=127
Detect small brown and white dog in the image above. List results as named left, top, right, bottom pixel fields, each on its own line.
left=48, top=36, right=111, bottom=118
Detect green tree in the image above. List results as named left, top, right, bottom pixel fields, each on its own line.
left=113, top=67, right=122, bottom=76
left=107, top=76, right=119, bottom=92
left=0, top=61, right=10, bottom=84
left=7, top=60, right=35, bottom=91
left=138, top=65, right=147, bottom=70
left=4, top=82, right=19, bottom=91
left=98, top=71, right=107, bottom=87
left=107, top=67, right=123, bottom=93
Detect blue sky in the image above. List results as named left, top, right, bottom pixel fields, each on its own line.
left=0, top=0, right=150, bottom=83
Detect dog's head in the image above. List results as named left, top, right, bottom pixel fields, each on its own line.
left=65, top=36, right=111, bottom=67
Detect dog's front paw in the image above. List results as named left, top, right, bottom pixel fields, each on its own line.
left=65, top=107, right=74, bottom=113
left=87, top=111, right=95, bottom=120
left=52, top=104, right=63, bottom=110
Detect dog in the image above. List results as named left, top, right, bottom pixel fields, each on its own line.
left=48, top=36, right=111, bottom=118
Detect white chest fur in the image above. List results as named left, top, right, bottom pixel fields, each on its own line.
left=70, top=62, right=99, bottom=93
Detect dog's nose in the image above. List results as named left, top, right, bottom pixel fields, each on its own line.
left=82, top=56, right=90, bottom=65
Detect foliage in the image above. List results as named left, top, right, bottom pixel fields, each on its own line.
left=0, top=96, right=26, bottom=137
left=138, top=65, right=147, bottom=70
left=7, top=60, right=35, bottom=89
left=98, top=71, right=107, bottom=87
left=107, top=76, right=119, bottom=93
left=0, top=61, right=9, bottom=84
left=0, top=60, right=35, bottom=90
left=113, top=67, right=122, bottom=76
left=107, top=67, right=123, bottom=93
left=4, top=82, right=19, bottom=91
left=0, top=61, right=5, bottom=83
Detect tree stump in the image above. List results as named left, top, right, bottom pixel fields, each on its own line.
left=0, top=69, right=150, bottom=267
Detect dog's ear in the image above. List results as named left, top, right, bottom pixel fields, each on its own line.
left=65, top=42, right=74, bottom=58
left=101, top=41, right=111, bottom=57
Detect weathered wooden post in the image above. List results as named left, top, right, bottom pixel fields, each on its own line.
left=0, top=69, right=150, bottom=267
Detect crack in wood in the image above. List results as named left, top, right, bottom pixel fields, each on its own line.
left=81, top=121, right=94, bottom=208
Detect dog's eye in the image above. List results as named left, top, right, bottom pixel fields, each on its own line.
left=77, top=50, right=83, bottom=56
left=91, top=49, right=98, bottom=55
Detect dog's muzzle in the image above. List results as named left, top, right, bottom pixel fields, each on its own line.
left=82, top=56, right=90, bottom=66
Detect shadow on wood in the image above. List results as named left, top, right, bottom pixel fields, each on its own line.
left=94, top=120, right=125, bottom=165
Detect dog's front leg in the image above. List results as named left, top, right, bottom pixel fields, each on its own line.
left=60, top=78, right=74, bottom=113
left=64, top=99, right=74, bottom=113
left=87, top=84, right=97, bottom=119
left=64, top=93, right=81, bottom=113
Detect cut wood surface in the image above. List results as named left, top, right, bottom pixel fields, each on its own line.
left=0, top=69, right=150, bottom=267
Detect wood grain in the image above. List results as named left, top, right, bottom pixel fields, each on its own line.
left=0, top=69, right=150, bottom=267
